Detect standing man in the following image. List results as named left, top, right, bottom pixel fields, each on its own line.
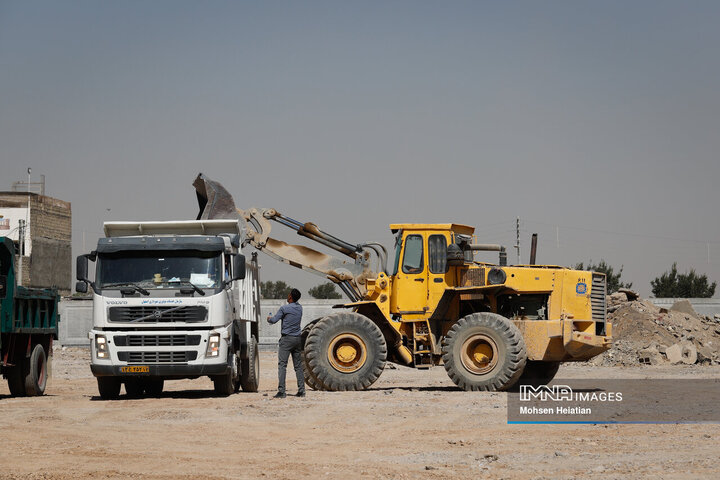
left=267, top=288, right=305, bottom=398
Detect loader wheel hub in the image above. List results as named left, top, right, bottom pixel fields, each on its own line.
left=461, top=334, right=498, bottom=375
left=328, top=334, right=367, bottom=373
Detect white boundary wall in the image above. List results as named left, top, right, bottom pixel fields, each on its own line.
left=59, top=298, right=341, bottom=348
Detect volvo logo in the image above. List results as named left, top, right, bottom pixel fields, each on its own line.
left=152, top=310, right=163, bottom=320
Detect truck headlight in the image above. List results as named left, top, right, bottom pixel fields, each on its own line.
left=95, top=335, right=109, bottom=359
left=207, top=333, right=220, bottom=357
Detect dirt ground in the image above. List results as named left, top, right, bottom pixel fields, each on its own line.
left=1, top=348, right=719, bottom=480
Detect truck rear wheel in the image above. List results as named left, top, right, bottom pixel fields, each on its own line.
left=97, top=377, right=121, bottom=400
left=6, top=362, right=26, bottom=396
left=442, top=312, right=527, bottom=391
left=24, top=344, right=47, bottom=396
left=302, top=320, right=327, bottom=391
left=240, top=336, right=259, bottom=392
left=305, top=312, right=387, bottom=391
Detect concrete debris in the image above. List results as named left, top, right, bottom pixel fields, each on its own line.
left=638, top=346, right=663, bottom=365
left=618, top=288, right=639, bottom=301
left=592, top=295, right=720, bottom=367
left=670, top=299, right=701, bottom=319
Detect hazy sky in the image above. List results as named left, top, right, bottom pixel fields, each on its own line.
left=1, top=1, right=719, bottom=297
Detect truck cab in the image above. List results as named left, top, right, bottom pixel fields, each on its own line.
left=77, top=220, right=261, bottom=399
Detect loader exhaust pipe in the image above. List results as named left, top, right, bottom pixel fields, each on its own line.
left=468, top=243, right=507, bottom=266
left=529, top=233, right=538, bottom=265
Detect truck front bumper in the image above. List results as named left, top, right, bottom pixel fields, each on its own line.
left=91, top=363, right=231, bottom=378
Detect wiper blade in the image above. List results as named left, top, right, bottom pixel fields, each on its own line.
left=169, top=280, right=206, bottom=296
left=103, top=282, right=150, bottom=296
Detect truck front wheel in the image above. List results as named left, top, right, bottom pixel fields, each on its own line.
left=240, top=336, right=259, bottom=392
left=214, top=349, right=240, bottom=396
left=97, top=377, right=121, bottom=400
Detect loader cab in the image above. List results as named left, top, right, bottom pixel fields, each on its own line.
left=388, top=224, right=474, bottom=318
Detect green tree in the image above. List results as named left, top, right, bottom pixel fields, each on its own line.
left=650, top=263, right=716, bottom=298
left=308, top=282, right=342, bottom=299
left=574, top=259, right=632, bottom=294
left=260, top=280, right=291, bottom=299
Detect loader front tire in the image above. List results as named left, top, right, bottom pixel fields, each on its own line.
left=442, top=312, right=526, bottom=391
left=301, top=319, right=327, bottom=391
left=305, top=313, right=386, bottom=391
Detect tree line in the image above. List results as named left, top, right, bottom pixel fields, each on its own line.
left=575, top=260, right=716, bottom=298
left=260, top=262, right=717, bottom=299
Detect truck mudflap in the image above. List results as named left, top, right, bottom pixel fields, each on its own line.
left=91, top=363, right=230, bottom=378
left=515, top=319, right=613, bottom=362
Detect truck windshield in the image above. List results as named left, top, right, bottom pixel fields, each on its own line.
left=97, top=251, right=223, bottom=290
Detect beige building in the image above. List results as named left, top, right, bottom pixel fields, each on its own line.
left=0, top=192, right=72, bottom=295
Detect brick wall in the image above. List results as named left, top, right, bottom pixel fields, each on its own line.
left=0, top=192, right=72, bottom=295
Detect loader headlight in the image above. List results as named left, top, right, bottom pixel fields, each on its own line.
left=207, top=333, right=221, bottom=357
left=487, top=268, right=507, bottom=285
left=95, top=335, right=109, bottom=359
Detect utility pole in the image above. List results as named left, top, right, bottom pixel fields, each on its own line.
left=556, top=226, right=560, bottom=249
left=17, top=220, right=24, bottom=287
left=515, top=217, right=520, bottom=264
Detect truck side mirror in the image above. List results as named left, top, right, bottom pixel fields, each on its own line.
left=75, top=281, right=88, bottom=294
left=76, top=255, right=89, bottom=281
left=232, top=254, right=246, bottom=281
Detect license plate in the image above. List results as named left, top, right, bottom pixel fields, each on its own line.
left=120, top=366, right=149, bottom=373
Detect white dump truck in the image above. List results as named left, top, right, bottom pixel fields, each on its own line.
left=76, top=220, right=260, bottom=399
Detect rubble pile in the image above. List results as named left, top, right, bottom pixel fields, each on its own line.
left=591, top=289, right=720, bottom=367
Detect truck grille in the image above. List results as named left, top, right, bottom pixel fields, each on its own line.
left=114, top=335, right=201, bottom=347
left=591, top=273, right=607, bottom=335
left=108, top=305, right=207, bottom=323
left=117, top=351, right=198, bottom=364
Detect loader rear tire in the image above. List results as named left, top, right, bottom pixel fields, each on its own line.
left=514, top=361, right=561, bottom=389
left=301, top=319, right=327, bottom=391
left=305, top=313, right=386, bottom=391
left=240, top=336, right=259, bottom=392
left=24, top=344, right=47, bottom=396
left=442, top=312, right=526, bottom=391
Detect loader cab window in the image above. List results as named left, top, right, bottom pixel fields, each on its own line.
left=428, top=235, right=448, bottom=274
left=402, top=235, right=424, bottom=274
left=392, top=233, right=403, bottom=276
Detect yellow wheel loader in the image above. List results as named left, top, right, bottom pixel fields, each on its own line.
left=194, top=174, right=612, bottom=391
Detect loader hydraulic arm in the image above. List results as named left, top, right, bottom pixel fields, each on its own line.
left=193, top=173, right=387, bottom=301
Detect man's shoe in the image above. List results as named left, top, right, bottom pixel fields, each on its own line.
left=296, top=391, right=306, bottom=397
left=273, top=392, right=286, bottom=399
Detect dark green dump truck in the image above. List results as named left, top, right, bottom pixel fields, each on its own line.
left=0, top=237, right=59, bottom=396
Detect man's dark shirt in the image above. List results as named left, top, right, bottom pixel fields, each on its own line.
left=268, top=302, right=303, bottom=336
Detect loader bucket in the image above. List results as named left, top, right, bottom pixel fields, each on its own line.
left=193, top=173, right=240, bottom=220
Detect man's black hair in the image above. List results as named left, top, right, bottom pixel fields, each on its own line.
left=290, top=288, right=301, bottom=302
